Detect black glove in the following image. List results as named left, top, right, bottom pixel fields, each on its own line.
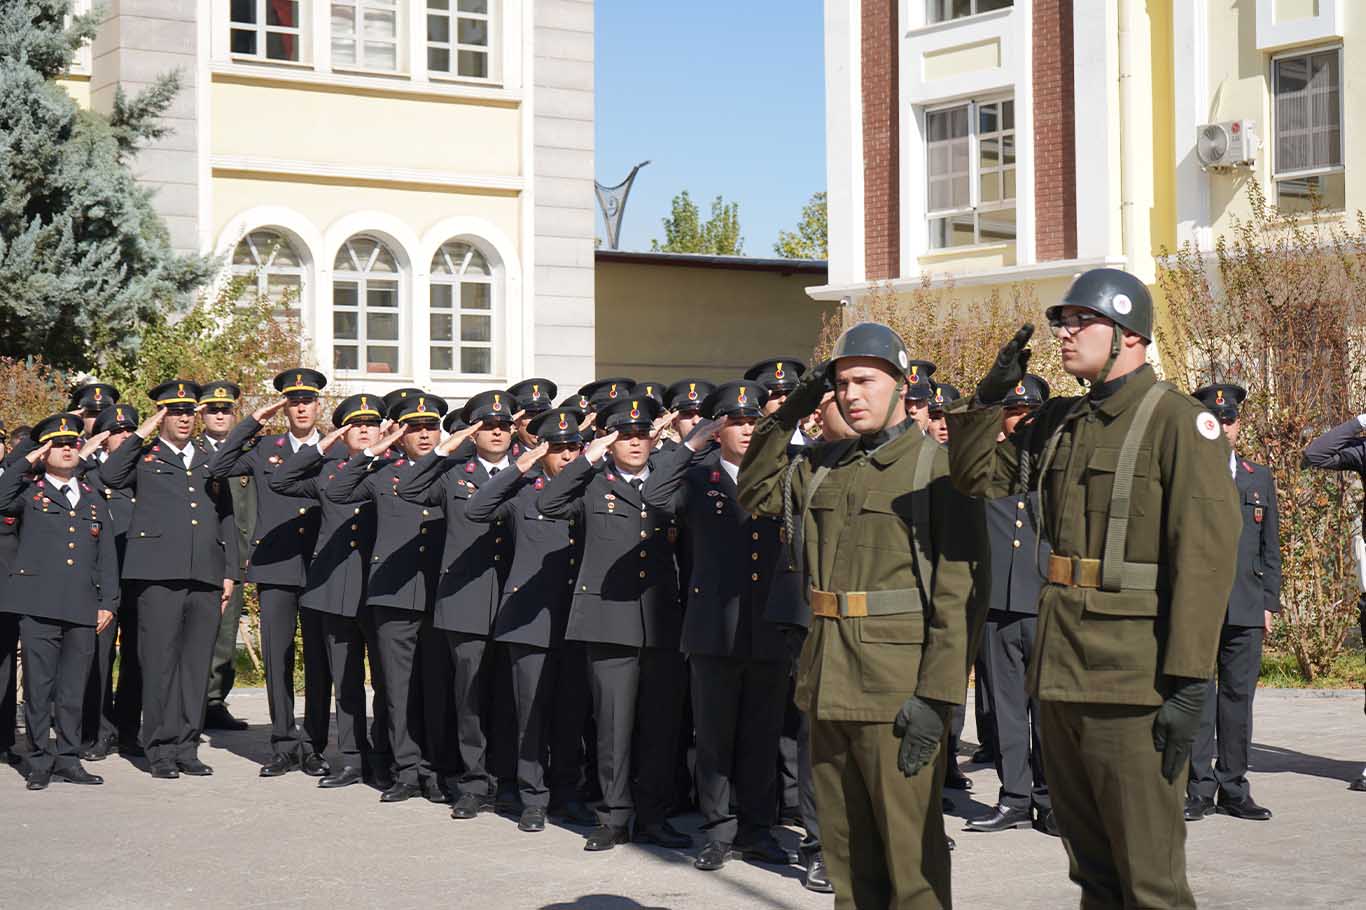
left=975, top=324, right=1035, bottom=404
left=1152, top=677, right=1207, bottom=783
left=773, top=368, right=831, bottom=429
left=892, top=695, right=947, bottom=778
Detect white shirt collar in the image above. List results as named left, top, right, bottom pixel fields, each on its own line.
left=1229, top=449, right=1237, bottom=481
left=159, top=437, right=194, bottom=459
left=615, top=463, right=650, bottom=483
left=478, top=455, right=510, bottom=474
left=44, top=473, right=77, bottom=493
left=289, top=431, right=320, bottom=453
left=719, top=458, right=740, bottom=484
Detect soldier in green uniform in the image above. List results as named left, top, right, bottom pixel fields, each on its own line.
left=738, top=323, right=986, bottom=910
left=945, top=268, right=1241, bottom=909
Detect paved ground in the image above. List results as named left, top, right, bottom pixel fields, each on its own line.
left=2, top=688, right=1363, bottom=909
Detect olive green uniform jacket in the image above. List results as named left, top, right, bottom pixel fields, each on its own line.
left=738, top=415, right=986, bottom=722
left=945, top=365, right=1241, bottom=705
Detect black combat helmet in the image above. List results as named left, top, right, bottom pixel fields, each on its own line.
left=823, top=322, right=912, bottom=382
left=1046, top=267, right=1153, bottom=342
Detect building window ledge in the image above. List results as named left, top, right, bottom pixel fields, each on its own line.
left=210, top=61, right=521, bottom=105
left=804, top=256, right=1128, bottom=301
left=919, top=241, right=1014, bottom=261
left=907, top=6, right=1013, bottom=40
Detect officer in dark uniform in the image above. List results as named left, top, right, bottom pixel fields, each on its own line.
left=198, top=381, right=254, bottom=732
left=270, top=393, right=392, bottom=790
left=537, top=395, right=690, bottom=852
left=95, top=381, right=241, bottom=779
left=395, top=389, right=515, bottom=818
left=927, top=381, right=960, bottom=445
left=645, top=380, right=793, bottom=871
left=0, top=417, right=18, bottom=768
left=326, top=393, right=448, bottom=803
left=1, top=415, right=120, bottom=789
left=68, top=383, right=120, bottom=437
left=80, top=403, right=143, bottom=761
left=966, top=374, right=1055, bottom=835
left=207, top=369, right=333, bottom=778
left=903, top=360, right=937, bottom=435
left=507, top=378, right=558, bottom=458
left=665, top=380, right=716, bottom=448
left=744, top=358, right=805, bottom=413
left=460, top=406, right=594, bottom=831
left=1184, top=383, right=1280, bottom=821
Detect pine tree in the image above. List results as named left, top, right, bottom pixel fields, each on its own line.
left=0, top=1, right=214, bottom=371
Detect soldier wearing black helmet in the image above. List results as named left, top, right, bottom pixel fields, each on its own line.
left=945, top=267, right=1241, bottom=907
left=738, top=321, right=987, bottom=908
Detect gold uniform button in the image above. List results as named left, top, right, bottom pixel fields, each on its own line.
left=186, top=470, right=193, bottom=477
left=693, top=587, right=700, bottom=594
left=569, top=558, right=576, bottom=566
left=1012, top=540, right=1021, bottom=549
left=354, top=507, right=361, bottom=515
left=66, top=559, right=74, bottom=566
left=68, top=526, right=75, bottom=533
left=640, top=511, right=648, bottom=519
left=68, top=542, right=76, bottom=550
left=191, top=519, right=199, bottom=526
left=751, top=552, right=759, bottom=561
left=419, top=546, right=426, bottom=553
left=1015, top=520, right=1023, bottom=528
left=1016, top=500, right=1025, bottom=510
left=751, top=573, right=759, bottom=582
left=638, top=571, right=646, bottom=579
left=422, top=510, right=430, bottom=517
left=190, top=502, right=198, bottom=508
left=187, top=487, right=196, bottom=493
left=640, top=531, right=648, bottom=539
left=581, top=585, right=587, bottom=591
left=494, top=555, right=501, bottom=561
left=139, top=532, right=146, bottom=537
left=751, top=532, right=759, bottom=541
left=68, top=510, right=76, bottom=518
left=298, top=507, right=307, bottom=515
left=639, top=550, right=647, bottom=558
left=350, top=541, right=357, bottom=548
left=420, top=528, right=428, bottom=535
left=298, top=527, right=306, bottom=535
left=495, top=537, right=503, bottom=544
left=351, top=524, right=359, bottom=531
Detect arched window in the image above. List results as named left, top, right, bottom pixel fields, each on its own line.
left=429, top=239, right=494, bottom=374
left=333, top=234, right=402, bottom=374
left=231, top=229, right=305, bottom=314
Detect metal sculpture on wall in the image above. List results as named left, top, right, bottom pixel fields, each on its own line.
left=595, top=160, right=650, bottom=250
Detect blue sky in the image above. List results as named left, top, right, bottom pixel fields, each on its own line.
left=594, top=1, right=827, bottom=255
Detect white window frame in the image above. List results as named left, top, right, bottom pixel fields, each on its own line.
left=230, top=229, right=307, bottom=315
left=229, top=0, right=309, bottom=64
left=425, top=0, right=499, bottom=85
left=924, top=95, right=1017, bottom=252
left=1270, top=45, right=1344, bottom=181
left=332, top=235, right=406, bottom=378
left=926, top=0, right=1014, bottom=26
left=330, top=0, right=405, bottom=75
left=428, top=240, right=498, bottom=377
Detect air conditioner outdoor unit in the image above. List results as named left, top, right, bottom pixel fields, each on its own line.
left=1196, top=120, right=1257, bottom=169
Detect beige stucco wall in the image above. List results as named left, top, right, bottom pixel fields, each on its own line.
left=596, top=260, right=835, bottom=382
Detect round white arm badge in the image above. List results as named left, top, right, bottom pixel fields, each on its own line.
left=1196, top=411, right=1221, bottom=440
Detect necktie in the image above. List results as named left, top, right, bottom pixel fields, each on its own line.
left=490, top=467, right=500, bottom=476
left=61, top=483, right=77, bottom=508
left=631, top=478, right=644, bottom=495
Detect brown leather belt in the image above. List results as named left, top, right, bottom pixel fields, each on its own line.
left=810, top=588, right=919, bottom=619
left=1047, top=554, right=1102, bottom=589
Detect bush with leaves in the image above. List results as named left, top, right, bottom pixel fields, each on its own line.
left=1158, top=181, right=1366, bottom=682
left=0, top=354, right=79, bottom=431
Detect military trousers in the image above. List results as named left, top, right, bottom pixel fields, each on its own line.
left=811, top=717, right=950, bottom=909
left=423, top=629, right=495, bottom=796
left=691, top=653, right=787, bottom=843
left=983, top=612, right=1048, bottom=812
left=547, top=641, right=591, bottom=806
left=1189, top=625, right=1263, bottom=803
left=1039, top=700, right=1194, bottom=910
left=778, top=676, right=823, bottom=854
left=318, top=608, right=389, bottom=768
left=19, top=615, right=96, bottom=774
left=370, top=605, right=430, bottom=787
left=82, top=588, right=142, bottom=750
left=258, top=584, right=332, bottom=758
left=137, top=582, right=221, bottom=767
left=1, top=611, right=20, bottom=754
left=205, top=571, right=244, bottom=709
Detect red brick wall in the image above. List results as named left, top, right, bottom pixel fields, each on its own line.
left=1033, top=0, right=1077, bottom=260
left=862, top=0, right=899, bottom=280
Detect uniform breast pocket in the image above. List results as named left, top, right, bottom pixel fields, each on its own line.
left=856, top=489, right=913, bottom=553
left=1083, top=447, right=1150, bottom=515
left=590, top=500, right=633, bottom=536
left=522, top=506, right=560, bottom=540
left=1080, top=590, right=1160, bottom=670
left=857, top=614, right=925, bottom=692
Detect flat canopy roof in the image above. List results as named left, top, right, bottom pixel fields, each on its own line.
left=596, top=249, right=828, bottom=276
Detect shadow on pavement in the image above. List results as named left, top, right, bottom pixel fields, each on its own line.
left=541, top=897, right=671, bottom=910
left=1250, top=742, right=1364, bottom=782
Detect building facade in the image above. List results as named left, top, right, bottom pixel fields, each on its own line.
left=816, top=0, right=1362, bottom=348
left=62, top=0, right=596, bottom=402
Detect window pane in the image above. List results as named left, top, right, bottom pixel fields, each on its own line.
left=979, top=102, right=999, bottom=135
left=462, top=283, right=491, bottom=310
left=979, top=207, right=1017, bottom=243
left=333, top=311, right=358, bottom=340
left=429, top=0, right=450, bottom=9
left=459, top=0, right=489, bottom=12
left=332, top=38, right=357, bottom=66
left=428, top=14, right=451, bottom=43
left=331, top=4, right=356, bottom=35
left=951, top=173, right=970, bottom=210
left=461, top=314, right=491, bottom=342
left=334, top=282, right=359, bottom=309
left=1278, top=172, right=1345, bottom=213
left=231, top=29, right=257, bottom=55
left=231, top=0, right=256, bottom=24
left=363, top=41, right=397, bottom=70
left=929, top=215, right=975, bottom=250
left=232, top=239, right=258, bottom=266
left=461, top=347, right=492, bottom=374
left=368, top=311, right=399, bottom=341
left=369, top=243, right=397, bottom=272
left=366, top=346, right=399, bottom=373
left=430, top=284, right=454, bottom=309
left=431, top=312, right=453, bottom=341
left=363, top=8, right=397, bottom=38
left=264, top=234, right=300, bottom=267
left=266, top=274, right=301, bottom=307
left=928, top=177, right=953, bottom=213
left=428, top=47, right=452, bottom=70
left=458, top=18, right=488, bottom=46
left=1002, top=99, right=1015, bottom=130
left=368, top=284, right=397, bottom=310
left=979, top=0, right=1013, bottom=13
left=980, top=170, right=1000, bottom=204
left=266, top=32, right=299, bottom=61
left=1003, top=167, right=1016, bottom=200
left=458, top=50, right=488, bottom=78
left=463, top=248, right=490, bottom=275
left=980, top=136, right=1000, bottom=169
left=334, top=345, right=359, bottom=371
left=1001, top=134, right=1016, bottom=166
left=431, top=346, right=454, bottom=370
left=267, top=1, right=299, bottom=27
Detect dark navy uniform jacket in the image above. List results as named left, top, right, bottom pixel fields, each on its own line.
left=396, top=453, right=511, bottom=637
left=984, top=489, right=1049, bottom=616
left=1227, top=457, right=1281, bottom=627
left=0, top=468, right=120, bottom=625
left=465, top=464, right=583, bottom=648
left=537, top=455, right=681, bottom=649
left=270, top=444, right=376, bottom=618
left=207, top=416, right=320, bottom=587
left=100, top=436, right=239, bottom=586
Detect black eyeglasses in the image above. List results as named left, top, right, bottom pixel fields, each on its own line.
left=1047, top=311, right=1110, bottom=335
left=203, top=405, right=234, bottom=415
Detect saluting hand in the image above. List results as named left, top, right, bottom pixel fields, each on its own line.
left=373, top=422, right=408, bottom=456
left=515, top=441, right=550, bottom=474
left=579, top=411, right=597, bottom=433
left=78, top=430, right=111, bottom=461
left=135, top=407, right=167, bottom=440
left=584, top=430, right=619, bottom=463
left=252, top=397, right=289, bottom=423
left=650, top=410, right=677, bottom=443
left=318, top=425, right=348, bottom=455
left=975, top=324, right=1035, bottom=404
left=683, top=417, right=724, bottom=452
left=24, top=441, right=52, bottom=466
left=436, top=420, right=481, bottom=456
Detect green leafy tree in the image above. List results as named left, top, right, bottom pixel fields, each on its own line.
left=775, top=191, right=828, bottom=260
left=651, top=190, right=744, bottom=255
left=0, top=1, right=214, bottom=372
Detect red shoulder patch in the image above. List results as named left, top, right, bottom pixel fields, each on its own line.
left=534, top=476, right=544, bottom=491
left=1242, top=460, right=1254, bottom=473
left=2, top=516, right=14, bottom=525
left=710, top=470, right=721, bottom=484
left=465, top=461, right=476, bottom=474
left=275, top=437, right=286, bottom=447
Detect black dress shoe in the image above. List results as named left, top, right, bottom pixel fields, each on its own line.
left=735, top=831, right=793, bottom=865
left=1, top=748, right=22, bottom=767
left=549, top=799, right=598, bottom=826
left=1350, top=776, right=1366, bottom=792
left=81, top=736, right=114, bottom=762
left=380, top=781, right=421, bottom=803
left=1036, top=809, right=1060, bottom=837
left=584, top=824, right=630, bottom=852
left=150, top=763, right=180, bottom=780
left=27, top=769, right=51, bottom=790
left=176, top=758, right=213, bottom=776
left=970, top=746, right=996, bottom=764
left=451, top=792, right=494, bottom=818
left=424, top=780, right=452, bottom=804
left=1184, top=795, right=1214, bottom=821
left=804, top=852, right=834, bottom=893
left=54, top=764, right=105, bottom=785
left=635, top=821, right=692, bottom=849
left=259, top=753, right=299, bottom=778
left=300, top=753, right=330, bottom=777
left=203, top=704, right=248, bottom=731
left=694, top=840, right=733, bottom=871
left=518, top=806, right=547, bottom=832
left=943, top=763, right=973, bottom=790
left=946, top=835, right=956, bottom=851
left=778, top=804, right=803, bottom=827
left=319, top=766, right=364, bottom=789
left=966, top=804, right=1032, bottom=833
left=118, top=741, right=144, bottom=758
left=1216, top=795, right=1272, bottom=820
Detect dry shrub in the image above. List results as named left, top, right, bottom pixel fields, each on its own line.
left=0, top=355, right=80, bottom=431
left=1158, top=180, right=1365, bottom=681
